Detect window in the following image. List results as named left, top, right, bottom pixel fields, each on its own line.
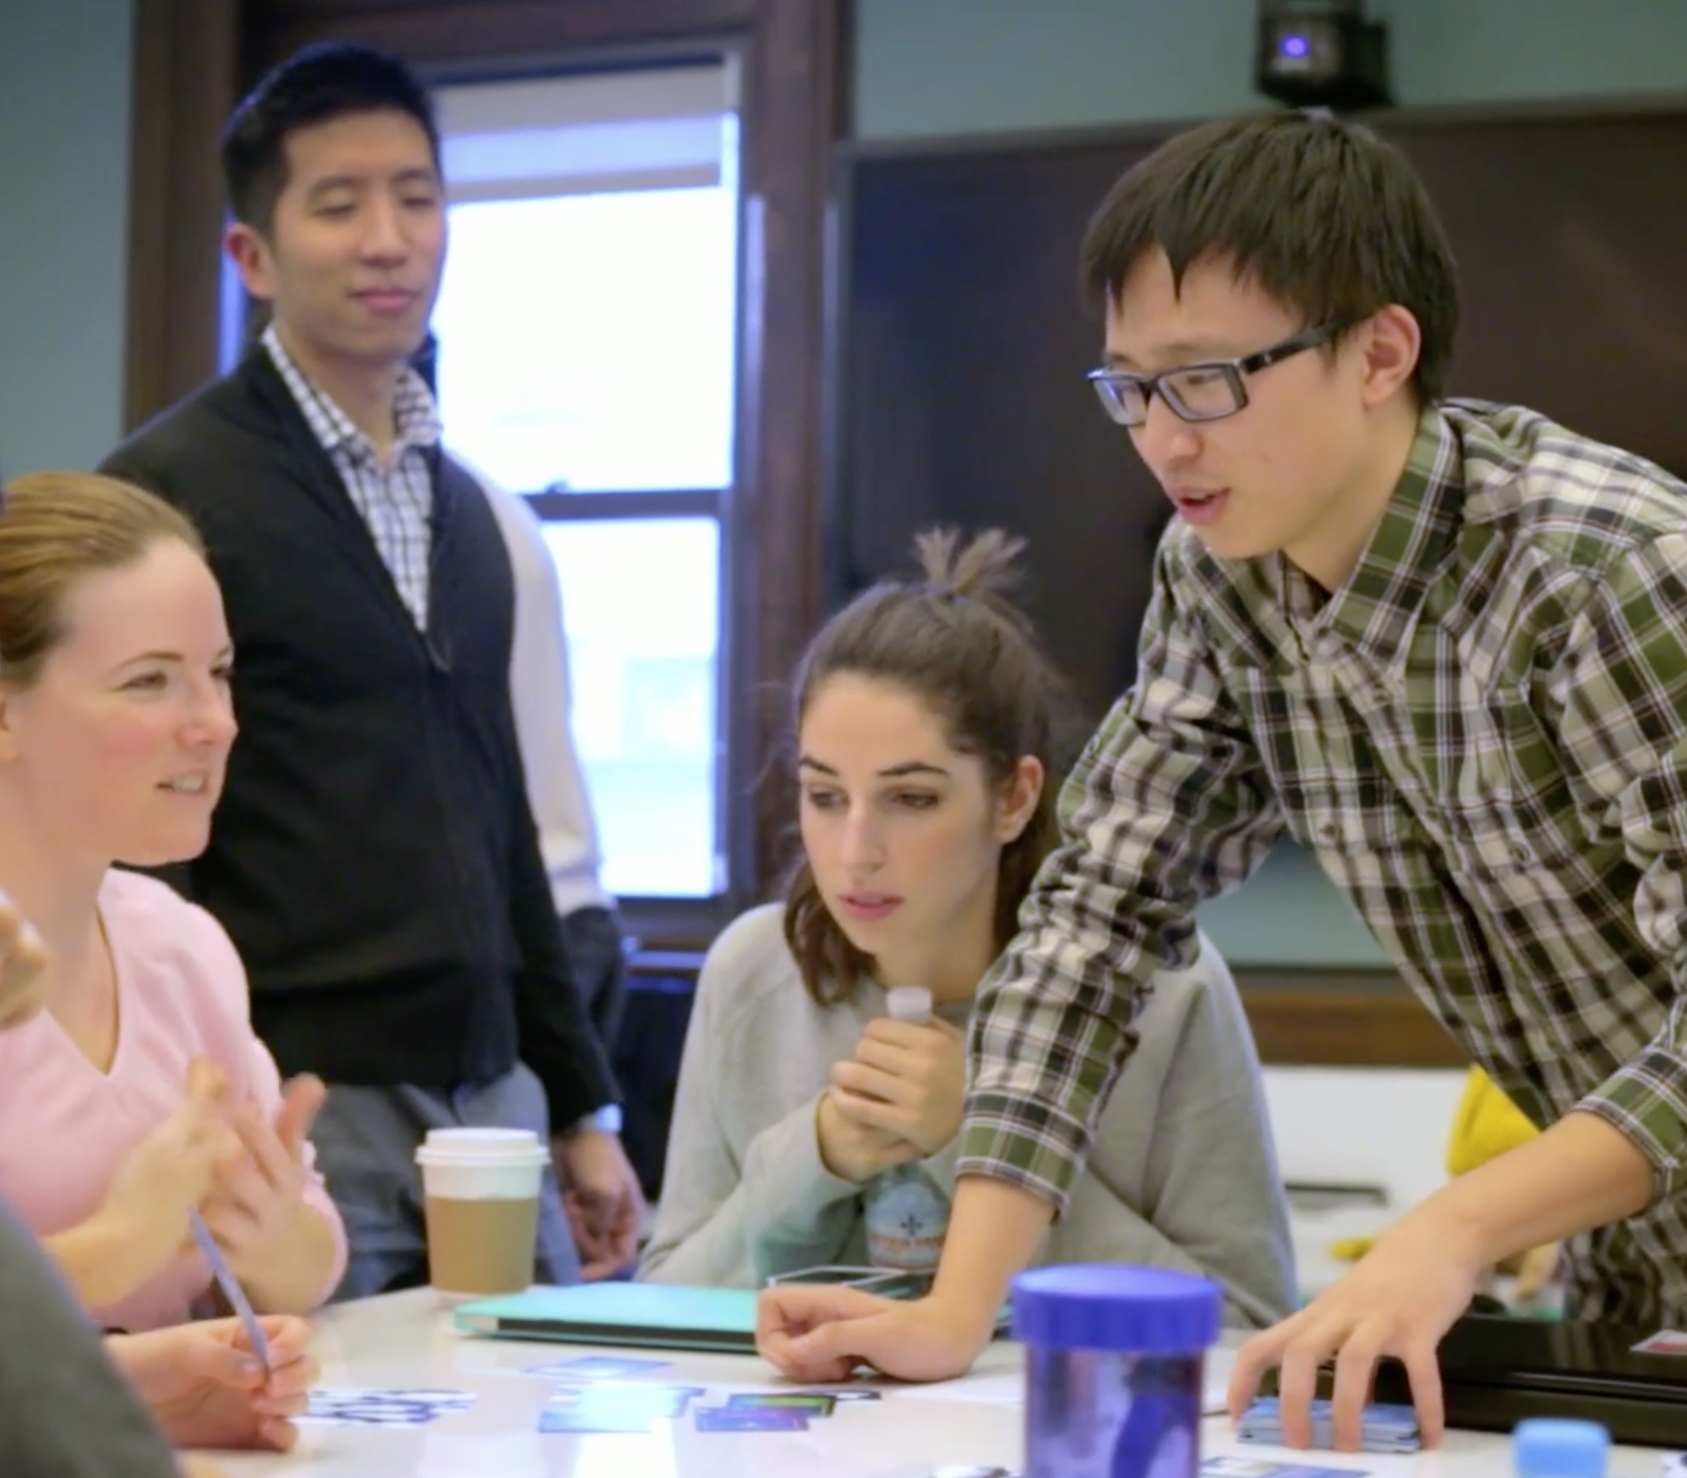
left=432, top=63, right=739, bottom=902
left=433, top=186, right=735, bottom=494
left=538, top=517, right=720, bottom=897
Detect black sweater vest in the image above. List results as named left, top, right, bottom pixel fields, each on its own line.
left=101, top=351, right=615, bottom=1120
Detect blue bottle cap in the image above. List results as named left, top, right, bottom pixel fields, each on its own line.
left=1512, top=1418, right=1610, bottom=1478
left=1010, top=1264, right=1221, bottom=1354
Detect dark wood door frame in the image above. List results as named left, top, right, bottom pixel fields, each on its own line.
left=125, top=0, right=848, bottom=921
left=124, top=0, right=241, bottom=432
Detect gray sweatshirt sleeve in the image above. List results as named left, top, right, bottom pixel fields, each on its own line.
left=0, top=1195, right=182, bottom=1478
left=638, top=916, right=864, bottom=1287
left=1057, top=1173, right=1286, bottom=1329
left=1141, top=949, right=1294, bottom=1328
left=1052, top=938, right=1295, bottom=1329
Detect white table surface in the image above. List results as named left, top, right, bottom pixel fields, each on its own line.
left=217, top=1289, right=1674, bottom=1477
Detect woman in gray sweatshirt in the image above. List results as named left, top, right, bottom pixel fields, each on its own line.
left=640, top=530, right=1294, bottom=1328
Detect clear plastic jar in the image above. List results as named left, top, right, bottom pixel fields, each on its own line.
left=1012, top=1264, right=1221, bottom=1478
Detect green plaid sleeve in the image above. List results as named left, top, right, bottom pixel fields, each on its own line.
left=956, top=549, right=1283, bottom=1209
left=1559, top=532, right=1687, bottom=1197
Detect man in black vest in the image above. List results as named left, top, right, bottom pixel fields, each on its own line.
left=102, top=42, right=643, bottom=1294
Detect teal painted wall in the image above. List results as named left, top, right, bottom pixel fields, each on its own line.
left=0, top=0, right=135, bottom=474
left=853, top=0, right=1687, bottom=139
left=852, top=0, right=1687, bottom=964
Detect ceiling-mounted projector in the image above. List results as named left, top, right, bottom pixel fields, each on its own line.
left=1256, top=0, right=1391, bottom=110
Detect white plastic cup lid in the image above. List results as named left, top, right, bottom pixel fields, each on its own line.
left=414, top=1128, right=546, bottom=1164
left=886, top=985, right=934, bottom=1022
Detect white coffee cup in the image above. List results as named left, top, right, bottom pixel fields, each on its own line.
left=415, top=1127, right=548, bottom=1197
left=415, top=1128, right=548, bottom=1298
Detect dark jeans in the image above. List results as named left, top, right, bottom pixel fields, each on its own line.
left=562, top=904, right=628, bottom=1049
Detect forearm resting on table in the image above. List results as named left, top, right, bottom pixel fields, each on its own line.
left=240, top=1204, right=341, bottom=1315
left=1396, top=1109, right=1652, bottom=1265
left=930, top=1176, right=1055, bottom=1332
left=45, top=1215, right=160, bottom=1308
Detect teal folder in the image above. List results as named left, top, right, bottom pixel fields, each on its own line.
left=453, top=1283, right=760, bottom=1353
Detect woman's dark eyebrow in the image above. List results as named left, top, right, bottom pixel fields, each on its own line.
left=796, top=758, right=950, bottom=778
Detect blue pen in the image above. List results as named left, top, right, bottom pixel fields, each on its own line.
left=190, top=1210, right=272, bottom=1376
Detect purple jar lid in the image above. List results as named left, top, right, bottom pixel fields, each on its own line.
left=1011, top=1264, right=1222, bottom=1354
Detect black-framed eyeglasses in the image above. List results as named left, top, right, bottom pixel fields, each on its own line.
left=1086, top=320, right=1349, bottom=428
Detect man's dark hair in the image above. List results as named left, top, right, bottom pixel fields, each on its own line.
left=1080, top=111, right=1460, bottom=404
left=221, top=41, right=441, bottom=234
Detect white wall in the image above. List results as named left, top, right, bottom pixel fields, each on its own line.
left=1264, top=1065, right=1469, bottom=1296
left=1264, top=1065, right=1467, bottom=1210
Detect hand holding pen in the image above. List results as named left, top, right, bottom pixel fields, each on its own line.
left=107, top=1314, right=317, bottom=1452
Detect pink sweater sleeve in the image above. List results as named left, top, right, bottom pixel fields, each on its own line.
left=182, top=899, right=348, bottom=1309
left=238, top=1028, right=350, bottom=1306
left=0, top=873, right=349, bottom=1333
left=107, top=873, right=346, bottom=1319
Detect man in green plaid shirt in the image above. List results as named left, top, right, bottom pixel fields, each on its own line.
left=759, top=110, right=1687, bottom=1447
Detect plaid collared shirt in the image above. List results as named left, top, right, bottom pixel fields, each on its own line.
left=263, top=325, right=442, bottom=629
left=961, top=400, right=1687, bottom=1323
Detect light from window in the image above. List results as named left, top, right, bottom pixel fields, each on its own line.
left=432, top=187, right=737, bottom=493
left=540, top=517, right=720, bottom=897
left=430, top=64, right=738, bottom=902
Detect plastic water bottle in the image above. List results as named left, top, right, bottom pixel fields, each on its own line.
left=1512, top=1419, right=1610, bottom=1478
left=862, top=985, right=951, bottom=1272
left=1013, top=1264, right=1221, bottom=1478
left=885, top=985, right=934, bottom=1026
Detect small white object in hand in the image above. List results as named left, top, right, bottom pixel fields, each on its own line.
left=886, top=986, right=933, bottom=1023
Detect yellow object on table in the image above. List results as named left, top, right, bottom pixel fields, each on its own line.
left=1445, top=1064, right=1539, bottom=1176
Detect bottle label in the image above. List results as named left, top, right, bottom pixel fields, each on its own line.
left=863, top=1164, right=950, bottom=1272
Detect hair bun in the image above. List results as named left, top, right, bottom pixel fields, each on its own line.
left=913, top=526, right=1027, bottom=604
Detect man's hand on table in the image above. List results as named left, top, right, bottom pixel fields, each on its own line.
left=757, top=1284, right=994, bottom=1385
left=1227, top=1214, right=1483, bottom=1451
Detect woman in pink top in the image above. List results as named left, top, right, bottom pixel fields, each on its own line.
left=0, top=881, right=317, bottom=1461
left=0, top=470, right=346, bottom=1332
